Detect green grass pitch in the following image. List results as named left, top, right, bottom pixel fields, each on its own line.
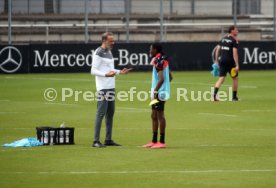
left=0, top=70, right=276, bottom=188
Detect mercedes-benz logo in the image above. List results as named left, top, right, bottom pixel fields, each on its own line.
left=0, top=46, right=22, bottom=73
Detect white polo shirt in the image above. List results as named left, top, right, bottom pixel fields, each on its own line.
left=91, top=47, right=120, bottom=91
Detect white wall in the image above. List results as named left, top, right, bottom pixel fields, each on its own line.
left=12, top=0, right=28, bottom=13
left=60, top=0, right=124, bottom=14
left=195, top=0, right=232, bottom=15
left=131, top=0, right=168, bottom=14
left=172, top=0, right=193, bottom=15
left=0, top=0, right=4, bottom=13
left=261, top=0, right=273, bottom=15
left=102, top=0, right=124, bottom=14
left=60, top=0, right=85, bottom=14
left=131, top=0, right=232, bottom=15
left=1, top=0, right=48, bottom=14
left=29, top=0, right=44, bottom=13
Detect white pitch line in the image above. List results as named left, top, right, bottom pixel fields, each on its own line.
left=136, top=144, right=269, bottom=148
left=242, top=109, right=275, bottom=112
left=222, top=84, right=257, bottom=89
left=0, top=112, right=26, bottom=114
left=1, top=143, right=273, bottom=152
left=44, top=102, right=77, bottom=106
left=0, top=128, right=34, bottom=130
left=0, top=100, right=10, bottom=102
left=116, top=80, right=257, bottom=89
left=4, top=76, right=257, bottom=89
left=114, top=128, right=275, bottom=132
left=5, top=76, right=92, bottom=82
left=198, top=113, right=237, bottom=117
left=117, top=107, right=150, bottom=112
left=1, top=169, right=275, bottom=175
left=1, top=148, right=54, bottom=152
left=1, top=144, right=271, bottom=153
left=0, top=127, right=274, bottom=132
left=170, top=82, right=257, bottom=89
left=194, top=144, right=271, bottom=148
left=118, top=107, right=149, bottom=110
left=116, top=110, right=151, bottom=113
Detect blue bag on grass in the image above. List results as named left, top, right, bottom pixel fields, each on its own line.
left=2, top=138, right=43, bottom=147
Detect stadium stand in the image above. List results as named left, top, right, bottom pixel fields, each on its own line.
left=0, top=0, right=274, bottom=43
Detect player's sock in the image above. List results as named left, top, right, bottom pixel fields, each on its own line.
left=160, top=133, right=165, bottom=144
left=214, top=87, right=219, bottom=97
left=233, top=91, right=237, bottom=98
left=213, top=87, right=220, bottom=101
left=152, top=132, right=158, bottom=143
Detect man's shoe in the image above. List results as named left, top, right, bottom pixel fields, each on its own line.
left=213, top=95, right=219, bottom=102
left=92, top=141, right=106, bottom=148
left=151, top=142, right=166, bottom=149
left=232, top=97, right=239, bottom=101
left=143, top=142, right=156, bottom=148
left=104, top=140, right=121, bottom=146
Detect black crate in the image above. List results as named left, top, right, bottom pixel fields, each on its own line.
left=36, top=127, right=75, bottom=145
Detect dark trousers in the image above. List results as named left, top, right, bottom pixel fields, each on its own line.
left=94, top=89, right=115, bottom=142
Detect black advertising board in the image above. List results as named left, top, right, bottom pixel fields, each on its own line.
left=0, top=42, right=275, bottom=74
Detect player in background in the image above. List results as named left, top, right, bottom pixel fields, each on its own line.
left=213, top=25, right=240, bottom=101
left=143, top=43, right=172, bottom=149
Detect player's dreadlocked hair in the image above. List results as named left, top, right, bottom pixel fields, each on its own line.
left=151, top=43, right=164, bottom=55
left=151, top=43, right=167, bottom=69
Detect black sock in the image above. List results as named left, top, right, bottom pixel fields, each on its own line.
left=233, top=91, right=237, bottom=98
left=152, top=132, right=158, bottom=143
left=160, top=133, right=165, bottom=144
left=214, top=87, right=219, bottom=96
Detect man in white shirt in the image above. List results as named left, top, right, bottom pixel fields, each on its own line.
left=91, top=32, right=129, bottom=148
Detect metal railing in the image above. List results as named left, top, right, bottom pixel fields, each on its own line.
left=0, top=21, right=274, bottom=43
left=0, top=0, right=275, bottom=44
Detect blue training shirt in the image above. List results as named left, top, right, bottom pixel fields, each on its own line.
left=151, top=53, right=170, bottom=101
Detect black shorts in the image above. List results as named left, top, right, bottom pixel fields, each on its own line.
left=219, top=64, right=238, bottom=77
left=151, top=101, right=165, bottom=111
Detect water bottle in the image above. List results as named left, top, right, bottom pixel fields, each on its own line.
left=43, top=130, right=48, bottom=144
left=65, top=130, right=70, bottom=143
left=59, top=130, right=64, bottom=143
left=50, top=130, right=55, bottom=145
